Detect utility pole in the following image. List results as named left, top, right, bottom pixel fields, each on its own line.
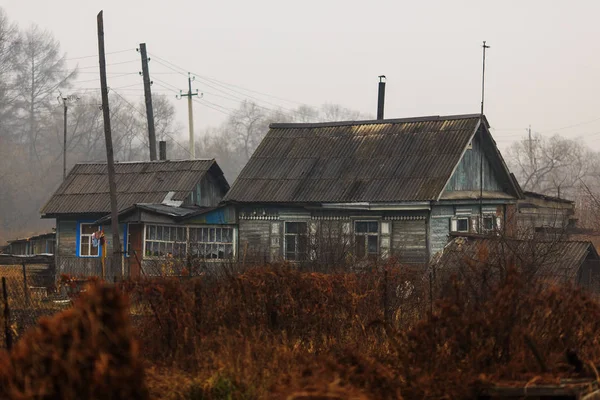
left=97, top=10, right=122, bottom=270
left=177, top=73, right=198, bottom=158
left=527, top=124, right=533, bottom=165
left=58, top=92, right=79, bottom=180
left=138, top=43, right=157, bottom=161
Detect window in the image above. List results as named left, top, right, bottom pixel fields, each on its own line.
left=456, top=218, right=469, bottom=233
left=284, top=222, right=308, bottom=261
left=482, top=216, right=496, bottom=232
left=145, top=225, right=187, bottom=257
left=354, top=221, right=379, bottom=259
left=79, top=223, right=100, bottom=257
left=189, top=227, right=234, bottom=260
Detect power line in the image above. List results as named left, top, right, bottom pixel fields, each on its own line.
left=149, top=53, right=310, bottom=107
left=65, top=48, right=134, bottom=61
left=148, top=54, right=318, bottom=119
left=110, top=88, right=192, bottom=157
left=153, top=80, right=235, bottom=117
left=71, top=73, right=138, bottom=84
left=57, top=59, right=139, bottom=71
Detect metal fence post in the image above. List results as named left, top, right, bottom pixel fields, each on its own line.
left=22, top=263, right=30, bottom=307
left=383, top=268, right=389, bottom=324
left=2, top=277, right=12, bottom=350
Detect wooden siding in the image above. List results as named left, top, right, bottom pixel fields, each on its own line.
left=185, top=174, right=226, bottom=207
left=238, top=220, right=271, bottom=262
left=430, top=216, right=450, bottom=258
left=391, top=220, right=427, bottom=263
left=57, top=218, right=77, bottom=257
left=58, top=217, right=127, bottom=257
left=444, top=132, right=504, bottom=193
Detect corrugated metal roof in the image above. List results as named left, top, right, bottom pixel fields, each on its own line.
left=224, top=114, right=483, bottom=203
left=41, top=159, right=223, bottom=215
left=433, top=236, right=598, bottom=284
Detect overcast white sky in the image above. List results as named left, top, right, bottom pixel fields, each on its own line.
left=3, top=0, right=600, bottom=151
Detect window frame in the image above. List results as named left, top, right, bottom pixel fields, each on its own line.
left=142, top=223, right=236, bottom=261
left=354, top=220, right=380, bottom=259
left=454, top=217, right=470, bottom=233
left=284, top=221, right=308, bottom=261
left=77, top=222, right=101, bottom=258
left=188, top=226, right=235, bottom=260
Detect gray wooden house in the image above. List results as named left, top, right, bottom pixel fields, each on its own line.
left=223, top=114, right=523, bottom=264
left=40, top=159, right=231, bottom=276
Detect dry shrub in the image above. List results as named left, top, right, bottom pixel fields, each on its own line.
left=0, top=283, right=148, bottom=400
left=396, top=266, right=600, bottom=399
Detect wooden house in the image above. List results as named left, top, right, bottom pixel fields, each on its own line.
left=517, top=191, right=577, bottom=235
left=5, top=231, right=56, bottom=255
left=40, top=159, right=231, bottom=277
left=223, top=114, right=523, bottom=264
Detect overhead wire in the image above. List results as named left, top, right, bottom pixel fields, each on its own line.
left=110, top=88, right=193, bottom=157
left=64, top=48, right=134, bottom=61
left=148, top=54, right=319, bottom=119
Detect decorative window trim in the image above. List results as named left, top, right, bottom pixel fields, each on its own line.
left=451, top=217, right=470, bottom=233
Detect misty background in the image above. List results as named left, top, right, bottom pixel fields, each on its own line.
left=1, top=1, right=600, bottom=242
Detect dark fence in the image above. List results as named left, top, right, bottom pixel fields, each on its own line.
left=0, top=260, right=432, bottom=350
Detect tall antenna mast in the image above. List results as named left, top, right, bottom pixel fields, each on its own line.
left=480, top=40, right=490, bottom=115
left=479, top=41, right=490, bottom=234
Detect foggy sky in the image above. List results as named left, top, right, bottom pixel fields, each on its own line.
left=3, top=0, right=600, bottom=151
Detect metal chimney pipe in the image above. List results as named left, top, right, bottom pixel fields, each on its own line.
left=377, top=75, right=386, bottom=120
left=159, top=140, right=167, bottom=160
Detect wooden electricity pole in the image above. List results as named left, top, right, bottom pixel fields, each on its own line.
left=138, top=43, right=157, bottom=161
left=97, top=11, right=122, bottom=271
left=58, top=92, right=79, bottom=180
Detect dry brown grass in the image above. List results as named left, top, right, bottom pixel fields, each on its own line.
left=2, top=261, right=600, bottom=399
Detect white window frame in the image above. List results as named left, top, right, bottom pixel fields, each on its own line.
left=144, top=224, right=188, bottom=258
left=188, top=226, right=235, bottom=260
left=142, top=224, right=236, bottom=261
left=79, top=222, right=100, bottom=258
left=452, top=217, right=470, bottom=233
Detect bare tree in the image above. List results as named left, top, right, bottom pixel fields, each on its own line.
left=14, top=24, right=76, bottom=160
left=506, top=133, right=596, bottom=200
left=0, top=8, right=20, bottom=139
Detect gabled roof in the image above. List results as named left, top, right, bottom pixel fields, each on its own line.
left=224, top=114, right=517, bottom=203
left=433, top=235, right=598, bottom=284
left=41, top=159, right=228, bottom=216
left=93, top=203, right=215, bottom=224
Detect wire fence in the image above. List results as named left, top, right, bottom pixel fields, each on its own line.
left=0, top=261, right=430, bottom=350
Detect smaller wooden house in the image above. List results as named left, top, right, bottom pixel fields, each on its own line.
left=5, top=231, right=56, bottom=255
left=517, top=191, right=577, bottom=235
left=40, top=159, right=230, bottom=277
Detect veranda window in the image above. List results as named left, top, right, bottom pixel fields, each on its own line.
left=188, top=227, right=234, bottom=260
left=145, top=225, right=187, bottom=257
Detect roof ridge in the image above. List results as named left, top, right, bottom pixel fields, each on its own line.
left=72, top=158, right=215, bottom=166
left=270, top=113, right=485, bottom=129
